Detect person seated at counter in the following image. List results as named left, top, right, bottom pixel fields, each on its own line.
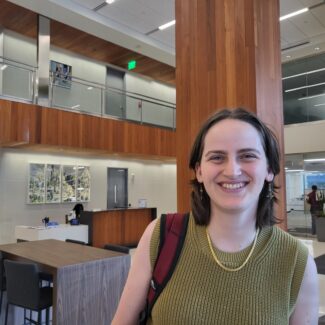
left=73, top=203, right=84, bottom=220
left=66, top=203, right=84, bottom=225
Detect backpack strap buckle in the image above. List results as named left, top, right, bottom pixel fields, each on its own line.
left=150, top=279, right=157, bottom=291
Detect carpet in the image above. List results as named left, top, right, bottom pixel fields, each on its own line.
left=314, top=254, right=325, bottom=275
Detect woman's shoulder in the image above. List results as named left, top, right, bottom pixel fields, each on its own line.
left=271, top=225, right=309, bottom=256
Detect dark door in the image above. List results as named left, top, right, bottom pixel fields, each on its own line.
left=106, top=68, right=126, bottom=118
left=107, top=168, right=128, bottom=209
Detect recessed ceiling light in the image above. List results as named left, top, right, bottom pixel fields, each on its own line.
left=279, top=8, right=308, bottom=21
left=298, top=93, right=325, bottom=101
left=0, top=64, right=7, bottom=71
left=282, top=67, right=325, bottom=80
left=106, top=0, right=115, bottom=4
left=158, top=20, right=176, bottom=30
left=304, top=158, right=325, bottom=162
left=87, top=87, right=93, bottom=90
left=286, top=55, right=291, bottom=58
left=314, top=103, right=325, bottom=107
left=315, top=47, right=320, bottom=51
left=285, top=81, right=325, bottom=93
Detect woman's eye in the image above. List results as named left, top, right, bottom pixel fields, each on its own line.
left=240, top=153, right=257, bottom=160
left=209, top=155, right=224, bottom=162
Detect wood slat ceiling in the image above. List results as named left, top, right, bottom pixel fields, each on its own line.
left=0, top=0, right=175, bottom=84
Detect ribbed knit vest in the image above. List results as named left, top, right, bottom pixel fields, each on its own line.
left=149, top=214, right=308, bottom=325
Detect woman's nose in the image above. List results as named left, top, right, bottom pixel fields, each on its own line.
left=223, top=158, right=242, bottom=177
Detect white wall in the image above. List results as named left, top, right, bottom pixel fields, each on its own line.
left=284, top=120, right=325, bottom=154
left=0, top=148, right=176, bottom=244
left=3, top=30, right=37, bottom=66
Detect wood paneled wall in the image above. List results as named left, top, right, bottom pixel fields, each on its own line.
left=0, top=99, right=176, bottom=159
left=176, top=0, right=286, bottom=227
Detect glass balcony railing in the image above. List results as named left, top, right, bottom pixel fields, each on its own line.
left=50, top=75, right=103, bottom=116
left=50, top=74, right=176, bottom=129
left=0, top=58, right=36, bottom=103
left=0, top=57, right=176, bottom=130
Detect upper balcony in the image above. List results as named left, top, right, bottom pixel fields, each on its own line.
left=0, top=57, right=176, bottom=160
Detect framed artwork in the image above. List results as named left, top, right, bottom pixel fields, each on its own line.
left=46, top=164, right=61, bottom=203
left=77, top=166, right=91, bottom=202
left=28, top=163, right=90, bottom=204
left=50, top=60, right=72, bottom=88
left=62, top=165, right=77, bottom=202
left=28, top=164, right=45, bottom=204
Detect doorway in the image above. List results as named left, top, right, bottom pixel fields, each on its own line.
left=107, top=167, right=128, bottom=209
left=106, top=67, right=126, bottom=118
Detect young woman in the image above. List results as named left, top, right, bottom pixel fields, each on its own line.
left=112, top=108, right=318, bottom=325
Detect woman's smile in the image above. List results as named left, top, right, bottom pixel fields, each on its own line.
left=219, top=181, right=248, bottom=191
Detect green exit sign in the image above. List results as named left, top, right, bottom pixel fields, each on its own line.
left=128, top=60, right=136, bottom=70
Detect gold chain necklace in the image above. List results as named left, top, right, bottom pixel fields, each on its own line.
left=206, top=228, right=260, bottom=272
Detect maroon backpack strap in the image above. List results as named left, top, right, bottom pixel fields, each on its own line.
left=146, top=212, right=189, bottom=316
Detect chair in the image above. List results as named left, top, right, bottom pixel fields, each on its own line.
left=4, top=260, right=53, bottom=325
left=103, top=243, right=130, bottom=254
left=65, top=239, right=86, bottom=245
left=0, top=252, right=6, bottom=316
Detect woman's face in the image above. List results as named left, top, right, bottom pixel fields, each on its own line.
left=195, top=119, right=274, bottom=216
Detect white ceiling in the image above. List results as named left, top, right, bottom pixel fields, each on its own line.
left=7, top=0, right=325, bottom=66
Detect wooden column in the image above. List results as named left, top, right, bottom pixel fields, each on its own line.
left=176, top=0, right=287, bottom=228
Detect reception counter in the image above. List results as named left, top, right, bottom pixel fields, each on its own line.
left=15, top=224, right=89, bottom=243
left=80, top=208, right=156, bottom=248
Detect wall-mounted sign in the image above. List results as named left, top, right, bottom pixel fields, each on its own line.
left=127, top=60, right=136, bottom=70
left=50, top=60, right=72, bottom=88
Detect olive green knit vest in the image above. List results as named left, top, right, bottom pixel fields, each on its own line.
left=149, top=214, right=308, bottom=325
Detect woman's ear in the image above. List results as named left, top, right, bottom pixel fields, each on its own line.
left=266, top=168, right=274, bottom=182
left=195, top=163, right=203, bottom=182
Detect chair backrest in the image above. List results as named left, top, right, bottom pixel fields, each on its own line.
left=4, top=260, right=41, bottom=310
left=65, top=239, right=86, bottom=245
left=103, top=244, right=130, bottom=254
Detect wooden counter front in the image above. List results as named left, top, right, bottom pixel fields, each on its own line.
left=80, top=208, right=156, bottom=248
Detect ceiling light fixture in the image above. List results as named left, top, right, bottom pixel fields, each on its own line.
left=285, top=81, right=325, bottom=93
left=106, top=0, right=115, bottom=4
left=71, top=104, right=80, bottom=109
left=158, top=20, right=175, bottom=30
left=282, top=67, right=325, bottom=80
left=315, top=47, right=321, bottom=51
left=314, top=103, right=325, bottom=107
left=0, top=64, right=8, bottom=71
left=298, top=93, right=325, bottom=100
left=285, top=169, right=304, bottom=172
left=280, top=8, right=309, bottom=21
left=304, top=158, right=325, bottom=162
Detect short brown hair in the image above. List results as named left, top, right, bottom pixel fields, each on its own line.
left=189, top=108, right=280, bottom=228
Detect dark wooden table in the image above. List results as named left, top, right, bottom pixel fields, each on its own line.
left=0, top=239, right=130, bottom=325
